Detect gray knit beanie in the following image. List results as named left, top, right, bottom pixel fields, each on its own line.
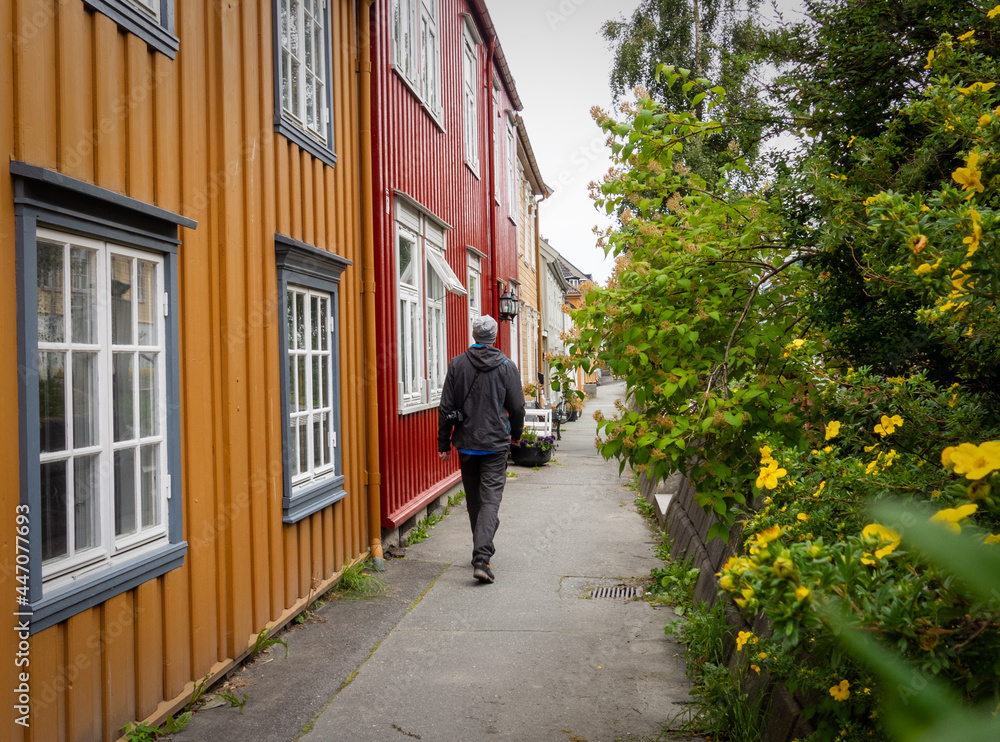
left=472, top=315, right=498, bottom=345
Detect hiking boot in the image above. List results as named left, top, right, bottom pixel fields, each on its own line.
left=473, top=562, right=495, bottom=584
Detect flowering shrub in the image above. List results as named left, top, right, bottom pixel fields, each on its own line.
left=514, top=428, right=557, bottom=453
left=553, top=8, right=1000, bottom=738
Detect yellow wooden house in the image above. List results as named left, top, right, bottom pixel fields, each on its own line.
left=1, top=0, right=383, bottom=738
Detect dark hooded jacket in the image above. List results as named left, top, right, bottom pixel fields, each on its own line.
left=438, top=344, right=525, bottom=453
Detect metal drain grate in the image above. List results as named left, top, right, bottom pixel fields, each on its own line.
left=589, top=584, right=644, bottom=600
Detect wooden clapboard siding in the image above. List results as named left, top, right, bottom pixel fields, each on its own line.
left=0, top=0, right=370, bottom=738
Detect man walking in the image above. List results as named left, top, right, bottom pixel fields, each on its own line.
left=438, top=315, right=525, bottom=583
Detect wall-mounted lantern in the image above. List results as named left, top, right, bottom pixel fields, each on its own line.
left=498, top=285, right=519, bottom=323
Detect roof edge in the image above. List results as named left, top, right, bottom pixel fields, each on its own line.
left=469, top=0, right=524, bottom=111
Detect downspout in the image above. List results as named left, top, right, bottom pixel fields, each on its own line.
left=534, top=196, right=543, bottom=401
left=359, top=0, right=384, bottom=570
left=486, top=38, right=497, bottom=325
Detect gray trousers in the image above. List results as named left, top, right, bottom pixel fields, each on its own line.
left=458, top=451, right=508, bottom=564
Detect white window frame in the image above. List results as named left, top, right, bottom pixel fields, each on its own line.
left=462, top=25, right=480, bottom=174
left=278, top=0, right=330, bottom=145
left=395, top=199, right=466, bottom=413
left=425, top=231, right=447, bottom=402
left=392, top=0, right=441, bottom=117
left=467, top=251, right=482, bottom=344
left=396, top=212, right=424, bottom=410
left=493, top=80, right=502, bottom=202
left=35, top=228, right=169, bottom=593
left=286, top=286, right=337, bottom=489
left=128, top=0, right=159, bottom=21
left=507, top=116, right=517, bottom=221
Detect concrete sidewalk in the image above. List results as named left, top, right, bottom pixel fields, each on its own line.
left=176, top=379, right=696, bottom=742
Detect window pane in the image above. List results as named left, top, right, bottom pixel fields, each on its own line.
left=312, top=355, right=321, bottom=408
left=313, top=417, right=322, bottom=469
left=310, top=295, right=320, bottom=350
left=288, top=354, right=298, bottom=413
left=298, top=419, right=308, bottom=473
left=74, top=454, right=100, bottom=551
left=428, top=261, right=444, bottom=300
left=286, top=291, right=295, bottom=349
left=319, top=297, right=328, bottom=350
left=137, top=259, right=157, bottom=346
left=140, top=444, right=160, bottom=528
left=70, top=247, right=97, bottom=344
left=289, top=418, right=299, bottom=477
left=114, top=448, right=136, bottom=537
left=111, top=255, right=133, bottom=345
left=323, top=412, right=332, bottom=465
left=320, top=355, right=328, bottom=408
left=139, top=353, right=157, bottom=437
left=297, top=355, right=306, bottom=412
left=291, top=59, right=300, bottom=119
left=282, top=51, right=291, bottom=113
left=295, top=292, right=305, bottom=349
left=37, top=240, right=65, bottom=344
left=398, top=234, right=414, bottom=284
left=39, top=351, right=66, bottom=453
left=41, top=460, right=68, bottom=562
left=113, top=352, right=135, bottom=442
left=290, top=0, right=300, bottom=55
left=72, top=351, right=99, bottom=449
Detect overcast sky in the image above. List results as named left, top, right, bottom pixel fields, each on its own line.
left=487, top=0, right=806, bottom=284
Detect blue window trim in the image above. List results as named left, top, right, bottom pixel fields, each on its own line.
left=271, top=1, right=338, bottom=169
left=275, top=233, right=352, bottom=523
left=11, top=162, right=193, bottom=634
left=83, top=0, right=179, bottom=59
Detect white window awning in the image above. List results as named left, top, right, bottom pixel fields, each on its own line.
left=427, top=250, right=467, bottom=296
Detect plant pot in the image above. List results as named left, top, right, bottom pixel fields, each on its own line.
left=510, top=443, right=553, bottom=467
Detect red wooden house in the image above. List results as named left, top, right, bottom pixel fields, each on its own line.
left=369, top=0, right=524, bottom=531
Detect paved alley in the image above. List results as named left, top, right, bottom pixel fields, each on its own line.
left=177, top=379, right=696, bottom=742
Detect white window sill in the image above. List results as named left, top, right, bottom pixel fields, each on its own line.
left=398, top=400, right=442, bottom=416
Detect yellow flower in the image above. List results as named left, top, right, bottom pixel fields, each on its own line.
left=952, top=150, right=985, bottom=193
left=930, top=503, right=978, bottom=534
left=862, top=523, right=901, bottom=559
left=812, top=481, right=826, bottom=497
left=736, top=630, right=756, bottom=651
left=830, top=680, right=850, bottom=701
left=750, top=663, right=761, bottom=675
left=758, top=652, right=768, bottom=660
left=957, top=81, right=994, bottom=95
left=947, top=441, right=1000, bottom=479
left=760, top=445, right=773, bottom=463
left=825, top=421, right=841, bottom=440
left=772, top=557, right=796, bottom=579
left=797, top=512, right=810, bottom=522
left=984, top=534, right=1000, bottom=545
left=958, top=29, right=976, bottom=42
left=908, top=234, right=928, bottom=254
left=924, top=49, right=935, bottom=69
left=847, top=136, right=856, bottom=147
left=990, top=5, right=1000, bottom=19
left=823, top=446, right=833, bottom=454
left=792, top=338, right=805, bottom=348
left=753, top=525, right=783, bottom=546
left=756, top=459, right=788, bottom=490
left=874, top=414, right=903, bottom=437
left=979, top=114, right=992, bottom=127
left=719, top=574, right=734, bottom=591
left=795, top=585, right=811, bottom=601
